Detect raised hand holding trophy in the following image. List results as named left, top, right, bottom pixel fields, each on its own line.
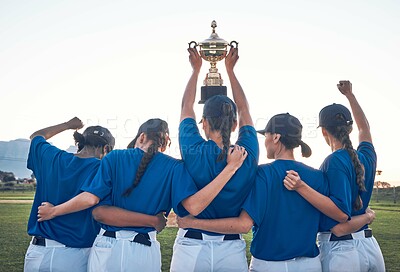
left=189, top=20, right=238, bottom=104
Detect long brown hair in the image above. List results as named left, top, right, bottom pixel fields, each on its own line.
left=123, top=119, right=169, bottom=197
left=205, top=102, right=236, bottom=161
left=325, top=114, right=365, bottom=211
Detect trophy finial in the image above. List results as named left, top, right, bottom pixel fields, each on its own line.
left=211, top=20, right=217, bottom=33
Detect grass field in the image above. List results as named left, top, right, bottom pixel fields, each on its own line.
left=0, top=191, right=399, bottom=272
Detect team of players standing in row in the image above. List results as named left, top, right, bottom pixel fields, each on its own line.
left=24, top=47, right=385, bottom=272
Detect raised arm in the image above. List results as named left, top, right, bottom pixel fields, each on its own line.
left=37, top=192, right=99, bottom=222
left=30, top=117, right=84, bottom=140
left=92, top=206, right=167, bottom=232
left=177, top=209, right=254, bottom=234
left=330, top=207, right=375, bottom=237
left=225, top=47, right=253, bottom=127
left=182, top=145, right=248, bottom=216
left=180, top=47, right=202, bottom=122
left=284, top=170, right=348, bottom=223
left=337, top=80, right=372, bottom=143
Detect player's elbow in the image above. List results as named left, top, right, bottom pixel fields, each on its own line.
left=330, top=225, right=347, bottom=237
left=185, top=204, right=202, bottom=217
left=240, top=219, right=253, bottom=233
left=92, top=206, right=106, bottom=222
left=336, top=213, right=349, bottom=223
left=182, top=199, right=204, bottom=217
left=85, top=194, right=99, bottom=207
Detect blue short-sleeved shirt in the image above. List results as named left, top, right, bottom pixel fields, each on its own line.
left=81, top=148, right=198, bottom=233
left=179, top=118, right=259, bottom=229
left=243, top=160, right=328, bottom=261
left=27, top=136, right=101, bottom=248
left=319, top=142, right=377, bottom=231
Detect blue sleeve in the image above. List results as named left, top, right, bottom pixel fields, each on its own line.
left=81, top=154, right=113, bottom=200
left=179, top=118, right=205, bottom=160
left=236, top=125, right=259, bottom=164
left=242, top=169, right=267, bottom=227
left=27, top=136, right=59, bottom=172
left=325, top=167, right=353, bottom=218
left=357, top=142, right=376, bottom=163
left=357, top=142, right=377, bottom=194
left=321, top=155, right=353, bottom=218
left=171, top=162, right=199, bottom=217
left=319, top=156, right=353, bottom=231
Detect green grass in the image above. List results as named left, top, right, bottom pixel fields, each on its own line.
left=0, top=191, right=34, bottom=200
left=0, top=204, right=31, bottom=271
left=0, top=192, right=399, bottom=272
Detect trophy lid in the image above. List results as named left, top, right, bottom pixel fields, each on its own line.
left=199, top=20, right=228, bottom=47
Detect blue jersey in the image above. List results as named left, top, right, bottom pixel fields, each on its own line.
left=243, top=160, right=328, bottom=261
left=81, top=148, right=198, bottom=233
left=319, top=142, right=377, bottom=231
left=179, top=118, right=259, bottom=223
left=27, top=136, right=101, bottom=248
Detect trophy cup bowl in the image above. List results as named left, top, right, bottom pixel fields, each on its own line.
left=189, top=20, right=238, bottom=103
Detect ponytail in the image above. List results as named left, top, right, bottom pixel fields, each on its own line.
left=325, top=123, right=366, bottom=211
left=122, top=142, right=158, bottom=197
left=122, top=119, right=169, bottom=197
left=206, top=102, right=235, bottom=162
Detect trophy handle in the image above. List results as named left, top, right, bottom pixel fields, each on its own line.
left=230, top=41, right=239, bottom=48
left=188, top=41, right=198, bottom=48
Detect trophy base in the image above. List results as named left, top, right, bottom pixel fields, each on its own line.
left=199, top=86, right=227, bottom=104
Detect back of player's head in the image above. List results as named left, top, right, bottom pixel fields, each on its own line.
left=202, top=95, right=237, bottom=121
left=123, top=118, right=170, bottom=197
left=73, top=126, right=115, bottom=153
left=318, top=103, right=353, bottom=128
left=319, top=103, right=364, bottom=210
left=127, top=118, right=170, bottom=150
left=257, top=113, right=312, bottom=158
left=202, top=95, right=237, bottom=161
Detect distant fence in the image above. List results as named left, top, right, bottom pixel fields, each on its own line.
left=0, top=182, right=35, bottom=192
left=372, top=186, right=399, bottom=204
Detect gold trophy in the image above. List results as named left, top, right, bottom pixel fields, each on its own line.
left=189, top=20, right=238, bottom=104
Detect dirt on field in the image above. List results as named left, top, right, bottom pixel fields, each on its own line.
left=0, top=200, right=33, bottom=203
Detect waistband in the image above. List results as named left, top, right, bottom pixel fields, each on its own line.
left=100, top=229, right=156, bottom=247
left=178, top=228, right=242, bottom=241
left=31, top=236, right=66, bottom=247
left=318, top=229, right=372, bottom=242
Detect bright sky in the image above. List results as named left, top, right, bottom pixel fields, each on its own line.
left=1, top=1, right=399, bottom=185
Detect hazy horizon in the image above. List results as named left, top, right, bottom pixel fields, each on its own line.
left=1, top=1, right=399, bottom=185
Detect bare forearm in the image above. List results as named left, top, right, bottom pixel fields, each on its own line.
left=92, top=205, right=157, bottom=227
left=179, top=210, right=253, bottom=234
left=331, top=213, right=371, bottom=237
left=189, top=217, right=248, bottom=234
left=227, top=70, right=252, bottom=127
left=297, top=185, right=348, bottom=223
left=180, top=71, right=199, bottom=121
left=54, top=192, right=99, bottom=216
left=182, top=165, right=237, bottom=216
left=345, top=93, right=371, bottom=143
left=30, top=122, right=70, bottom=140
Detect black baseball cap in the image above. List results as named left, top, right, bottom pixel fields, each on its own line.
left=127, top=118, right=169, bottom=148
left=83, top=126, right=115, bottom=147
left=257, top=113, right=312, bottom=157
left=200, top=95, right=237, bottom=123
left=318, top=103, right=353, bottom=127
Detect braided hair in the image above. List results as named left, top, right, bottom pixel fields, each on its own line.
left=324, top=114, right=365, bottom=211
left=205, top=102, right=236, bottom=161
left=123, top=119, right=169, bottom=197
